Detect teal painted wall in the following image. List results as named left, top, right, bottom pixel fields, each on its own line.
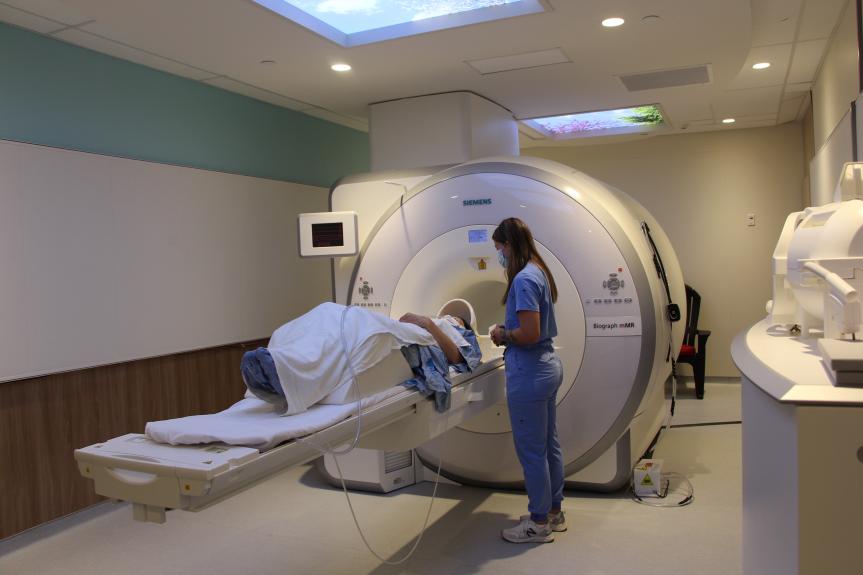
left=0, top=22, right=369, bottom=187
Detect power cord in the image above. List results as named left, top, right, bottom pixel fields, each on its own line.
left=297, top=304, right=449, bottom=565
left=632, top=222, right=695, bottom=508
left=631, top=471, right=694, bottom=507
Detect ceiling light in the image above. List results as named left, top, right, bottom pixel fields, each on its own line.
left=525, top=104, right=665, bottom=139
left=602, top=17, right=625, bottom=27
left=253, top=0, right=547, bottom=47
left=331, top=63, right=352, bottom=72
left=752, top=62, right=771, bottom=70
left=722, top=118, right=736, bottom=124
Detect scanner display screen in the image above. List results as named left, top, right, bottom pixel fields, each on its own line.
left=312, top=222, right=344, bottom=247
left=468, top=229, right=488, bottom=243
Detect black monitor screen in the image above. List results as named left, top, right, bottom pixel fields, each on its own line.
left=311, top=222, right=344, bottom=247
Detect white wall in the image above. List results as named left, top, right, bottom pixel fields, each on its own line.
left=0, top=140, right=331, bottom=382
left=524, top=124, right=804, bottom=376
left=811, top=0, right=859, bottom=151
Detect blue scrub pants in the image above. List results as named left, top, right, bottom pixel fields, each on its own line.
left=505, top=346, right=564, bottom=522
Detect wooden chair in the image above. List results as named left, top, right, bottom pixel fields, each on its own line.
left=677, top=284, right=711, bottom=399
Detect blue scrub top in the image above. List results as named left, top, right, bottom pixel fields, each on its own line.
left=504, top=262, right=558, bottom=351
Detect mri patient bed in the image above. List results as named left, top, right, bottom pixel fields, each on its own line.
left=75, top=154, right=685, bottom=523
left=76, top=347, right=505, bottom=524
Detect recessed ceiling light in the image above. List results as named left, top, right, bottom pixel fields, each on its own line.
left=752, top=62, right=771, bottom=70
left=722, top=118, right=736, bottom=124
left=331, top=63, right=352, bottom=72
left=602, top=17, right=625, bottom=27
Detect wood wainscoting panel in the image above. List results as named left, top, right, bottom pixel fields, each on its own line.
left=0, top=339, right=266, bottom=540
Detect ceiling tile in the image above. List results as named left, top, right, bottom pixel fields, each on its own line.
left=53, top=28, right=216, bottom=81
left=202, top=76, right=312, bottom=112
left=618, top=65, right=711, bottom=92
left=1, top=0, right=93, bottom=26
left=798, top=0, right=849, bottom=41
left=729, top=43, right=792, bottom=89
left=686, top=119, right=718, bottom=127
left=750, top=0, right=803, bottom=46
left=715, top=118, right=777, bottom=129
left=787, top=39, right=828, bottom=84
left=713, top=85, right=784, bottom=117
left=0, top=4, right=64, bottom=33
left=652, top=87, right=715, bottom=125
left=466, top=48, right=571, bottom=75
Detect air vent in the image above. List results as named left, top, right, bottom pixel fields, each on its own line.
left=384, top=451, right=413, bottom=473
left=619, top=65, right=711, bottom=92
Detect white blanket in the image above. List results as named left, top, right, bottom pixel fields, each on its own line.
left=269, top=303, right=464, bottom=415
left=145, top=386, right=405, bottom=451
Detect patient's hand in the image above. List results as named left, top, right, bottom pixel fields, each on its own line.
left=399, top=313, right=432, bottom=330
left=490, top=324, right=505, bottom=346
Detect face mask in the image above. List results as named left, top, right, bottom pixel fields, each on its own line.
left=497, top=249, right=508, bottom=268
left=443, top=315, right=461, bottom=328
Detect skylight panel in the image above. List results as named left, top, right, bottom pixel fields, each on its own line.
left=523, top=105, right=667, bottom=139
left=253, top=0, right=547, bottom=46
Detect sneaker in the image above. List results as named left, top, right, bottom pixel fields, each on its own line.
left=501, top=518, right=554, bottom=544
left=520, top=511, right=567, bottom=532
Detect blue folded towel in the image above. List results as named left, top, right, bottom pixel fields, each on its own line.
left=401, top=327, right=482, bottom=412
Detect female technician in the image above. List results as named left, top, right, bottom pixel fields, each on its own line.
left=490, top=217, right=565, bottom=544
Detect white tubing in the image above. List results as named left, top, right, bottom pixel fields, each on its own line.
left=298, top=304, right=449, bottom=566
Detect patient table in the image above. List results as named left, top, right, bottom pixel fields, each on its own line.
left=75, top=352, right=504, bottom=524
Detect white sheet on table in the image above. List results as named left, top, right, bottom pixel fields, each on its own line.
left=268, top=303, right=439, bottom=415
left=145, top=386, right=406, bottom=451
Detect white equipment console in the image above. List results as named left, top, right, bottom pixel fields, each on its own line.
left=733, top=162, right=863, bottom=575
left=768, top=162, right=863, bottom=384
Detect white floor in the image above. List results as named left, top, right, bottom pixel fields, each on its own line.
left=0, top=381, right=742, bottom=575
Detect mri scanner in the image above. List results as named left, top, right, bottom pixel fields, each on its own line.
left=74, top=93, right=685, bottom=523
left=313, top=155, right=685, bottom=491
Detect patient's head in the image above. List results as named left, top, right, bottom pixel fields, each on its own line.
left=442, top=314, right=474, bottom=333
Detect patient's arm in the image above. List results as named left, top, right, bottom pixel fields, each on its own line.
left=399, top=313, right=462, bottom=364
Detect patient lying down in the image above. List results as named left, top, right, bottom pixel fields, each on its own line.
left=241, top=303, right=481, bottom=415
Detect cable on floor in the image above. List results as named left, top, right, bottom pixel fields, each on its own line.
left=631, top=472, right=694, bottom=507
